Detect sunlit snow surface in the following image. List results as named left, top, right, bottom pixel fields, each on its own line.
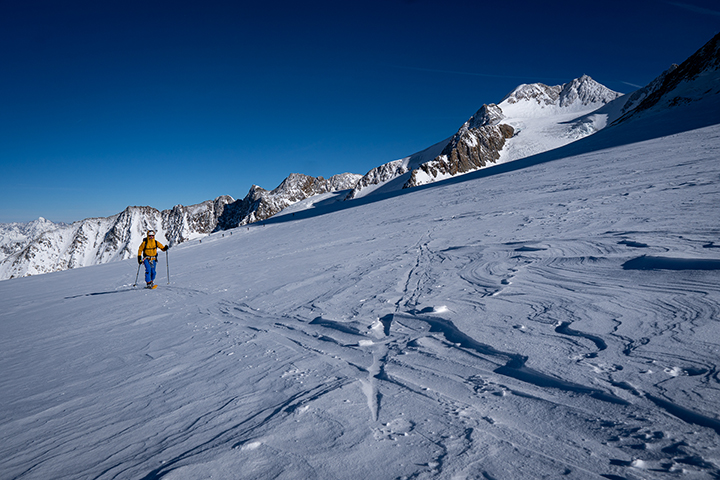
left=2, top=121, right=720, bottom=479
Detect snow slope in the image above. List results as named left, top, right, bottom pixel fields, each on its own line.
left=2, top=97, right=719, bottom=478
left=497, top=75, right=623, bottom=164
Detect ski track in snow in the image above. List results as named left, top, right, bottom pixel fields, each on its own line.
left=1, top=125, right=720, bottom=479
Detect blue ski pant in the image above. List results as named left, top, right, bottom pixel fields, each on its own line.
left=143, top=258, right=157, bottom=284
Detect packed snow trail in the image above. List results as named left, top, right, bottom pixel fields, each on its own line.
left=1, top=124, right=720, bottom=479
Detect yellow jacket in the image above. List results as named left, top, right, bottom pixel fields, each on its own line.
left=138, top=237, right=166, bottom=259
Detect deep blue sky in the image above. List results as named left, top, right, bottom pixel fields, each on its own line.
left=1, top=0, right=718, bottom=223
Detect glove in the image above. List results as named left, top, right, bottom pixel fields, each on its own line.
left=138, top=255, right=143, bottom=265
left=163, top=246, right=169, bottom=251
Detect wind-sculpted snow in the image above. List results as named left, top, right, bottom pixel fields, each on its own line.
left=1, top=121, right=719, bottom=479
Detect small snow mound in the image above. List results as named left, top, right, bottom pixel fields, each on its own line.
left=359, top=339, right=375, bottom=347
left=239, top=441, right=262, bottom=451
left=433, top=305, right=449, bottom=313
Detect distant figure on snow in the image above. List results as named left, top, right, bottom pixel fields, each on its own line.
left=138, top=230, right=168, bottom=288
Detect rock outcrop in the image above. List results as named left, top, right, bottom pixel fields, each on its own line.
left=404, top=105, right=514, bottom=188
left=217, top=173, right=362, bottom=228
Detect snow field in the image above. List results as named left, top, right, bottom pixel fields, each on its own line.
left=1, top=122, right=720, bottom=478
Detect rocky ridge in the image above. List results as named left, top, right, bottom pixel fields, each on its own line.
left=0, top=174, right=360, bottom=279
left=614, top=31, right=720, bottom=124
left=217, top=173, right=362, bottom=229
left=501, top=75, right=622, bottom=110
left=404, top=105, right=514, bottom=188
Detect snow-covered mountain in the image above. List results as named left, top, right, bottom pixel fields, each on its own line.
left=0, top=217, right=63, bottom=263
left=3, top=32, right=719, bottom=282
left=496, top=75, right=623, bottom=161
left=0, top=197, right=233, bottom=279
left=614, top=31, right=720, bottom=124
left=2, top=52, right=720, bottom=478
left=348, top=74, right=623, bottom=199
left=217, top=172, right=362, bottom=229
left=349, top=31, right=720, bottom=200
left=0, top=173, right=361, bottom=280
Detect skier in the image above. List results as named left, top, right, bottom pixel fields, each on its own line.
left=137, top=230, right=168, bottom=288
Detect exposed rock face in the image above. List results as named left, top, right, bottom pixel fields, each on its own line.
left=164, top=196, right=234, bottom=245
left=217, top=173, right=362, bottom=228
left=404, top=105, right=514, bottom=188
left=617, top=65, right=679, bottom=118
left=345, top=104, right=514, bottom=199
left=344, top=160, right=409, bottom=200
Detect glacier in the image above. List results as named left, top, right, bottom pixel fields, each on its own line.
left=1, top=31, right=720, bottom=480
left=1, top=80, right=720, bottom=478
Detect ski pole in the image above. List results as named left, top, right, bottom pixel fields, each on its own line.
left=166, top=249, right=170, bottom=284
left=133, top=262, right=141, bottom=287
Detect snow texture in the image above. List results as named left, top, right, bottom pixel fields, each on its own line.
left=2, top=31, right=720, bottom=480
left=1, top=89, right=720, bottom=479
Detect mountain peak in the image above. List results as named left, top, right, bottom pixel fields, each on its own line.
left=500, top=75, right=622, bottom=113
left=216, top=172, right=362, bottom=229
left=464, top=104, right=505, bottom=129
left=501, top=82, right=562, bottom=107
left=558, top=75, right=622, bottom=107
